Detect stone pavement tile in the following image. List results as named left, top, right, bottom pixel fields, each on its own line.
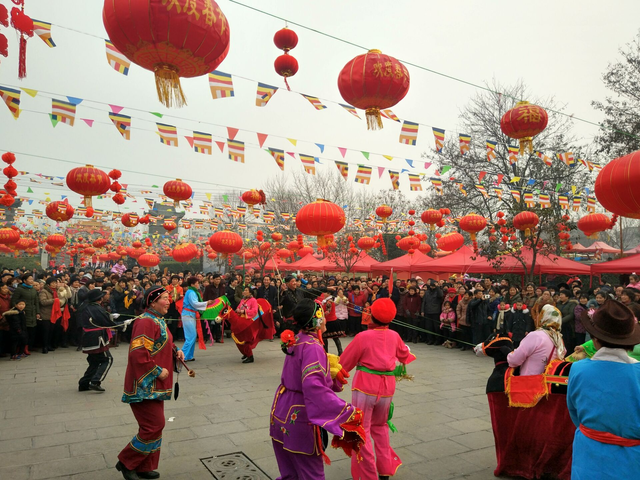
left=191, top=420, right=249, bottom=438
left=31, top=453, right=107, bottom=480
left=450, top=430, right=495, bottom=450
left=0, top=436, right=32, bottom=454
left=64, top=415, right=124, bottom=432
left=4, top=403, right=64, bottom=419
left=69, top=435, right=131, bottom=456
left=406, top=456, right=487, bottom=480
left=0, top=421, right=65, bottom=441
left=33, top=429, right=97, bottom=448
left=240, top=415, right=270, bottom=431
left=414, top=423, right=465, bottom=443
left=239, top=440, right=278, bottom=460
left=440, top=406, right=487, bottom=421
left=35, top=410, right=94, bottom=425
left=406, top=438, right=469, bottom=461
left=393, top=446, right=428, bottom=465
left=445, top=417, right=493, bottom=434
left=162, top=413, right=210, bottom=431
left=0, top=444, right=69, bottom=468
left=95, top=424, right=135, bottom=440
left=457, top=446, right=497, bottom=470
left=228, top=429, right=270, bottom=447
left=0, top=464, right=30, bottom=480
left=168, top=436, right=236, bottom=457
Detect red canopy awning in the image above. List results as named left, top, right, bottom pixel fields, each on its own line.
left=624, top=245, right=640, bottom=255
left=281, top=253, right=325, bottom=271
left=311, top=251, right=382, bottom=273
left=591, top=252, right=640, bottom=274
left=581, top=241, right=620, bottom=254
left=375, top=250, right=433, bottom=274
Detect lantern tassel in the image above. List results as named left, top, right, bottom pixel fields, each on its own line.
left=155, top=64, right=187, bottom=108
left=519, top=137, right=533, bottom=154
left=366, top=108, right=383, bottom=130
left=284, top=76, right=291, bottom=91
left=18, top=34, right=26, bottom=79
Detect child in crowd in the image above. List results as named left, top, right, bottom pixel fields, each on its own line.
left=361, top=301, right=372, bottom=330
left=494, top=301, right=510, bottom=334
left=505, top=300, right=533, bottom=347
left=3, top=300, right=26, bottom=360
left=440, top=300, right=457, bottom=348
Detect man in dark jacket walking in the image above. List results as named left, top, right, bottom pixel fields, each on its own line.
left=257, top=275, right=280, bottom=335
left=467, top=286, right=493, bottom=345
left=421, top=280, right=444, bottom=344
left=280, top=276, right=305, bottom=322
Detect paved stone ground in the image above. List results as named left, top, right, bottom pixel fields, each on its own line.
left=0, top=337, right=501, bottom=480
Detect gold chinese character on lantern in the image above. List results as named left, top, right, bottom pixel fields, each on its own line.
left=384, top=61, right=393, bottom=76
left=162, top=0, right=182, bottom=13
left=516, top=105, right=543, bottom=124
left=216, top=6, right=227, bottom=34
left=183, top=0, right=200, bottom=19
left=372, top=62, right=383, bottom=77
left=394, top=64, right=404, bottom=78
left=201, top=0, right=215, bottom=26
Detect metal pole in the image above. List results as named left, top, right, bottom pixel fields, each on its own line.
left=619, top=217, right=624, bottom=258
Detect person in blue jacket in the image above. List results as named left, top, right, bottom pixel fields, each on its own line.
left=181, top=277, right=211, bottom=362
left=567, top=299, right=640, bottom=480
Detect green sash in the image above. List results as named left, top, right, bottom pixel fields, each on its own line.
left=355, top=365, right=406, bottom=432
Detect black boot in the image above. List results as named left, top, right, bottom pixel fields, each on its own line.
left=137, top=471, right=160, bottom=479
left=242, top=356, right=254, bottom=364
left=116, top=461, right=140, bottom=480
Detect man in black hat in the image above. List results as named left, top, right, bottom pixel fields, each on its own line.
left=78, top=289, right=131, bottom=392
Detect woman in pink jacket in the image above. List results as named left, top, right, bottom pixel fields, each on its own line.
left=339, top=298, right=416, bottom=480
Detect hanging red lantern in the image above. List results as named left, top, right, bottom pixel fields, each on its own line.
left=121, top=213, right=139, bottom=228
left=138, top=253, right=161, bottom=268
left=338, top=50, right=410, bottom=130
left=397, top=236, right=419, bottom=252
left=357, top=236, right=375, bottom=251
left=12, top=238, right=29, bottom=251
left=295, top=199, right=346, bottom=248
left=259, top=242, right=272, bottom=251
left=594, top=150, right=640, bottom=218
left=108, top=252, right=120, bottom=261
left=163, top=179, right=192, bottom=207
left=376, top=205, right=393, bottom=222
left=271, top=232, right=283, bottom=242
left=500, top=101, right=549, bottom=154
left=46, top=200, right=74, bottom=222
left=297, top=246, right=314, bottom=257
left=287, top=241, right=300, bottom=252
left=0, top=194, right=14, bottom=207
left=459, top=214, right=487, bottom=241
left=273, top=27, right=298, bottom=90
left=163, top=220, right=177, bottom=232
left=437, top=232, right=465, bottom=252
left=112, top=192, right=126, bottom=205
left=132, top=240, right=142, bottom=248
left=93, top=238, right=107, bottom=248
left=241, top=189, right=266, bottom=213
left=420, top=209, right=443, bottom=231
left=46, top=234, right=66, bottom=248
left=66, top=165, right=111, bottom=208
left=577, top=213, right=612, bottom=239
left=103, top=0, right=230, bottom=108
left=129, top=247, right=146, bottom=259
left=513, top=211, right=539, bottom=236
left=274, top=27, right=298, bottom=51
left=418, top=243, right=432, bottom=255
left=9, top=2, right=33, bottom=79
left=207, top=252, right=217, bottom=260
left=241, top=250, right=254, bottom=261
left=209, top=230, right=243, bottom=256
left=0, top=227, right=19, bottom=245
left=277, top=248, right=292, bottom=259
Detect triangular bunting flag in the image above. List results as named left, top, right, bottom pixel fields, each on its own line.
left=81, top=119, right=94, bottom=127
left=22, top=88, right=38, bottom=98
left=257, top=133, right=268, bottom=148
left=315, top=143, right=325, bottom=153
left=150, top=112, right=163, bottom=118
left=109, top=104, right=124, bottom=114
left=287, top=138, right=297, bottom=146
left=66, top=97, right=83, bottom=105
left=227, top=127, right=239, bottom=140
left=338, top=147, right=347, bottom=158
left=383, top=155, right=393, bottom=161
left=215, top=141, right=226, bottom=152
left=362, top=152, right=370, bottom=160
left=185, top=136, right=194, bottom=148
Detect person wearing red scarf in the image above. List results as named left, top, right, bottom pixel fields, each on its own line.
left=38, top=277, right=61, bottom=354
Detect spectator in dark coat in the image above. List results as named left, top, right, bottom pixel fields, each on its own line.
left=467, top=286, right=492, bottom=345
left=422, top=280, right=444, bottom=344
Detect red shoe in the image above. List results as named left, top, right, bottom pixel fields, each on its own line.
left=23, top=347, right=31, bottom=356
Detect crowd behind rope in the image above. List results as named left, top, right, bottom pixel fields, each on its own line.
left=1, top=260, right=639, bottom=362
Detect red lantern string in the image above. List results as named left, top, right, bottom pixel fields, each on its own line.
left=10, top=1, right=33, bottom=79
left=274, top=27, right=298, bottom=91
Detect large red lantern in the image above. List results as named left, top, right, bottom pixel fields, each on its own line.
left=357, top=237, right=375, bottom=251
left=397, top=236, right=419, bottom=252
left=421, top=209, right=443, bottom=231
left=500, top=101, right=549, bottom=154
left=513, top=211, right=539, bottom=236
left=595, top=150, right=640, bottom=218
left=418, top=243, right=432, bottom=255
left=163, top=179, right=192, bottom=207
left=12, top=238, right=29, bottom=251
left=287, top=241, right=300, bottom=252
left=121, top=213, right=139, bottom=228
left=207, top=252, right=218, bottom=260
left=66, top=165, right=111, bottom=208
left=459, top=213, right=487, bottom=253
left=298, top=246, right=314, bottom=257
left=163, top=220, right=177, bottom=232
left=138, top=253, right=161, bottom=268
left=103, top=0, right=230, bottom=108
left=0, top=227, right=19, bottom=245
left=271, top=232, right=283, bottom=242
left=274, top=27, right=298, bottom=90
left=93, top=238, right=107, bottom=248
left=437, top=232, right=464, bottom=252
left=376, top=205, right=393, bottom=222
left=277, top=248, right=292, bottom=259
left=241, top=189, right=266, bottom=213
left=338, top=50, right=410, bottom=130
left=172, top=243, right=198, bottom=262
left=577, top=213, right=612, bottom=239
left=46, top=234, right=66, bottom=249
left=295, top=199, right=346, bottom=248
left=209, top=230, right=243, bottom=256
left=108, top=252, right=121, bottom=261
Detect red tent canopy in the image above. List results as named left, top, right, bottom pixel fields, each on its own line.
left=420, top=246, right=485, bottom=273
left=624, top=245, right=640, bottom=255
left=234, top=257, right=287, bottom=271
left=309, top=251, right=381, bottom=273
left=281, top=253, right=325, bottom=271
left=581, top=241, right=620, bottom=254
left=375, top=250, right=433, bottom=274
left=568, top=243, right=588, bottom=253
left=591, top=252, right=640, bottom=274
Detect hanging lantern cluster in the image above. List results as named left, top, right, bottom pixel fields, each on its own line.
left=66, top=165, right=110, bottom=217
left=108, top=169, right=126, bottom=205
left=557, top=214, right=573, bottom=250
left=1, top=152, right=17, bottom=207
left=273, top=27, right=298, bottom=90
left=103, top=0, right=230, bottom=108
left=0, top=4, right=8, bottom=60
left=500, top=101, right=549, bottom=154
left=8, top=1, right=33, bottom=78
left=338, top=49, right=410, bottom=130
left=242, top=189, right=266, bottom=214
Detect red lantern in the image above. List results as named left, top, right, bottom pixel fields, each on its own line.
left=295, top=199, right=346, bottom=248
left=271, top=232, right=283, bottom=242
left=138, top=253, right=161, bottom=268
left=0, top=227, right=19, bottom=245
left=242, top=250, right=254, bottom=261
left=163, top=179, right=192, bottom=207
left=103, top=0, right=230, bottom=108
left=287, top=241, right=300, bottom=252
left=259, top=242, right=271, bottom=251
left=397, top=236, right=419, bottom=252
left=274, top=27, right=298, bottom=90
left=108, top=252, right=120, bottom=261
left=172, top=243, right=198, bottom=262
left=376, top=205, right=393, bottom=222
left=500, top=101, right=549, bottom=154
left=595, top=150, right=640, bottom=218
left=112, top=193, right=126, bottom=205
left=121, top=213, right=139, bottom=228
left=357, top=236, right=375, bottom=251
left=93, top=238, right=107, bottom=248
left=277, top=248, right=292, bottom=259
left=45, top=200, right=74, bottom=222
left=207, top=252, right=217, bottom=260
left=46, top=234, right=66, bottom=248
left=459, top=214, right=487, bottom=241
left=241, top=189, right=266, bottom=213
left=298, top=246, right=314, bottom=257
left=163, top=220, right=177, bottom=232
left=338, top=50, right=410, bottom=130
left=437, top=232, right=464, bottom=252
left=420, top=209, right=443, bottom=231
left=209, top=230, right=243, bottom=256
left=66, top=165, right=111, bottom=208
left=513, top=211, right=539, bottom=236
left=132, top=241, right=142, bottom=248
left=83, top=247, right=96, bottom=256
left=12, top=238, right=29, bottom=251
left=577, top=213, right=612, bottom=239
left=274, top=27, right=298, bottom=51
left=418, top=243, right=432, bottom=255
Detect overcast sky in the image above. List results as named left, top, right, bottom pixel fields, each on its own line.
left=1, top=0, right=639, bottom=219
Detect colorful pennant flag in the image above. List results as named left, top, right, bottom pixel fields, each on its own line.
left=335, top=161, right=349, bottom=180
left=493, top=188, right=503, bottom=199
left=193, top=131, right=213, bottom=154
left=105, top=40, right=130, bottom=75
left=572, top=196, right=582, bottom=211
left=256, top=82, right=278, bottom=107
left=156, top=123, right=178, bottom=146
left=354, top=165, right=373, bottom=185
left=510, top=189, right=521, bottom=202
left=389, top=170, right=400, bottom=190
left=209, top=70, right=234, bottom=98
left=539, top=194, right=551, bottom=208
left=228, top=139, right=245, bottom=163
left=51, top=99, right=76, bottom=126
left=557, top=152, right=576, bottom=167
left=507, top=145, right=519, bottom=165
left=486, top=140, right=497, bottom=162
left=299, top=154, right=316, bottom=175
left=32, top=19, right=56, bottom=47
left=399, top=121, right=419, bottom=145
left=301, top=94, right=327, bottom=110
left=339, top=103, right=360, bottom=119
left=459, top=134, right=471, bottom=155
left=380, top=109, right=400, bottom=122
left=432, top=128, right=445, bottom=153
left=524, top=192, right=535, bottom=208
left=407, top=174, right=422, bottom=191
left=0, top=86, right=21, bottom=119
left=457, top=183, right=467, bottom=196
left=535, top=150, right=553, bottom=166
left=587, top=196, right=596, bottom=212
left=269, top=148, right=285, bottom=171
left=429, top=177, right=442, bottom=194
left=476, top=185, right=488, bottom=198
left=109, top=112, right=131, bottom=140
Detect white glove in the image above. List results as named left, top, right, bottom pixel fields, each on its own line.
left=121, top=318, right=134, bottom=332
left=473, top=343, right=484, bottom=357
left=111, top=313, right=121, bottom=320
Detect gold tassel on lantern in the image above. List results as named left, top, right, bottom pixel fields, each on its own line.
left=366, top=107, right=384, bottom=130
left=155, top=64, right=187, bottom=108
left=519, top=137, right=534, bottom=154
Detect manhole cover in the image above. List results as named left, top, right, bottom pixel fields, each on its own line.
left=201, top=451, right=272, bottom=480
